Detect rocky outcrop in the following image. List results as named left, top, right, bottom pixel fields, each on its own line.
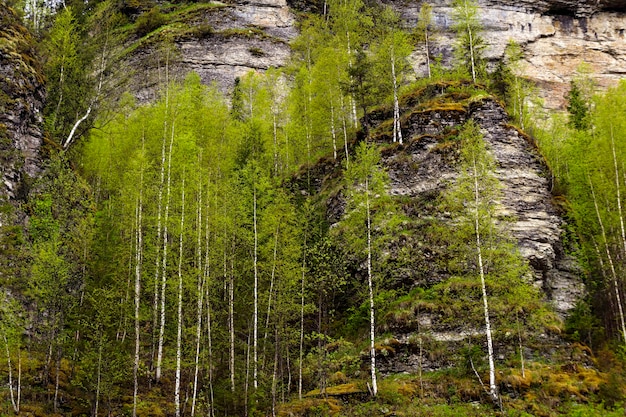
left=397, top=1, right=626, bottom=109
left=128, top=0, right=296, bottom=102
left=124, top=0, right=625, bottom=109
left=308, top=85, right=585, bottom=375
left=0, top=5, right=45, bottom=203
left=375, top=94, right=583, bottom=317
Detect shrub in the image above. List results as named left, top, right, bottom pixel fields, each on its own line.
left=135, top=8, right=166, bottom=37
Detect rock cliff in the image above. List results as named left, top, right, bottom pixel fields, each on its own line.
left=128, top=0, right=296, bottom=102
left=0, top=5, right=45, bottom=205
left=130, top=0, right=625, bottom=109
left=393, top=0, right=626, bottom=109
left=308, top=83, right=585, bottom=375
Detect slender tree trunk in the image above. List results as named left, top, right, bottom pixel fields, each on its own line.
left=611, top=125, right=626, bottom=260
left=347, top=31, right=358, bottom=128
left=133, top=165, right=144, bottom=417
left=16, top=345, right=20, bottom=413
left=175, top=176, right=186, bottom=417
left=157, top=122, right=175, bottom=382
left=589, top=174, right=626, bottom=342
left=206, top=281, right=215, bottom=417
left=253, top=188, right=259, bottom=392
left=391, top=45, right=402, bottom=144
left=465, top=1, right=477, bottom=83
left=94, top=334, right=102, bottom=417
left=472, top=155, right=498, bottom=404
left=365, top=176, right=378, bottom=397
left=425, top=28, right=431, bottom=78
left=54, top=347, right=61, bottom=413
left=516, top=312, right=525, bottom=378
left=191, top=187, right=204, bottom=417
left=3, top=334, right=17, bottom=413
left=263, top=225, right=280, bottom=367
left=272, top=328, right=279, bottom=417
left=245, top=329, right=251, bottom=417
left=273, top=112, right=279, bottom=176
left=230, top=239, right=236, bottom=394
left=63, top=35, right=108, bottom=149
left=330, top=101, right=338, bottom=159
left=339, top=93, right=350, bottom=168
left=151, top=118, right=167, bottom=374
left=298, top=232, right=306, bottom=400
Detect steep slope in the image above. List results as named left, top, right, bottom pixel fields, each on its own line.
left=282, top=82, right=599, bottom=416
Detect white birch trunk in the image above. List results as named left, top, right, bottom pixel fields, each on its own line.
left=263, top=226, right=280, bottom=365
left=330, top=101, right=338, bottom=159
left=191, top=187, right=204, bottom=417
left=132, top=165, right=143, bottom=417
left=253, top=188, right=259, bottom=391
left=157, top=122, right=175, bottom=382
left=391, top=46, right=402, bottom=145
left=589, top=175, right=626, bottom=343
left=298, top=233, right=306, bottom=400
left=425, top=28, right=431, bottom=78
left=3, top=334, right=17, bottom=413
left=472, top=155, right=498, bottom=404
left=230, top=240, right=236, bottom=393
left=94, top=336, right=102, bottom=417
left=151, top=119, right=167, bottom=373
left=465, top=0, right=477, bottom=83
left=365, top=177, right=377, bottom=397
left=175, top=176, right=186, bottom=417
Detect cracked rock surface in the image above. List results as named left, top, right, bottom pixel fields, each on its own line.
left=399, top=1, right=626, bottom=109
left=128, top=0, right=296, bottom=102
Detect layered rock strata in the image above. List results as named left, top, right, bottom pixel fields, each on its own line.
left=398, top=1, right=626, bottom=109
left=129, top=0, right=296, bottom=102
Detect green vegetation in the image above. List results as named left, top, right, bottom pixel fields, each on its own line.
left=1, top=0, right=626, bottom=415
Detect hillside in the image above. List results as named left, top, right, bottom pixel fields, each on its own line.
left=0, top=0, right=626, bottom=415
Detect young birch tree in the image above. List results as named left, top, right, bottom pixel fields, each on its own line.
left=415, top=2, right=434, bottom=78
left=339, top=142, right=401, bottom=396
left=447, top=120, right=499, bottom=403
left=452, top=0, right=484, bottom=83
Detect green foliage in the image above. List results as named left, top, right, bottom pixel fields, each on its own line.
left=451, top=0, right=485, bottom=82
left=135, top=7, right=167, bottom=37
left=566, top=80, right=590, bottom=131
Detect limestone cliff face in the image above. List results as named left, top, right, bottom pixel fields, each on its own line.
left=308, top=85, right=585, bottom=373
left=129, top=0, right=296, bottom=102
left=126, top=0, right=625, bottom=108
left=396, top=0, right=626, bottom=109
left=0, top=5, right=45, bottom=204
left=376, top=92, right=583, bottom=317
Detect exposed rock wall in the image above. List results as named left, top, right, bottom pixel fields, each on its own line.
left=0, top=5, right=45, bottom=203
left=397, top=0, right=626, bottom=109
left=129, top=0, right=296, bottom=102
left=311, top=89, right=585, bottom=374
left=377, top=97, right=583, bottom=317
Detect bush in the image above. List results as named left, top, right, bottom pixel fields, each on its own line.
left=135, top=8, right=166, bottom=37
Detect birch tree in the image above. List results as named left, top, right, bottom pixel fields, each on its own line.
left=338, top=142, right=402, bottom=396
left=415, top=2, right=434, bottom=78
left=445, top=120, right=499, bottom=403
left=452, top=0, right=484, bottom=82
left=373, top=6, right=412, bottom=144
